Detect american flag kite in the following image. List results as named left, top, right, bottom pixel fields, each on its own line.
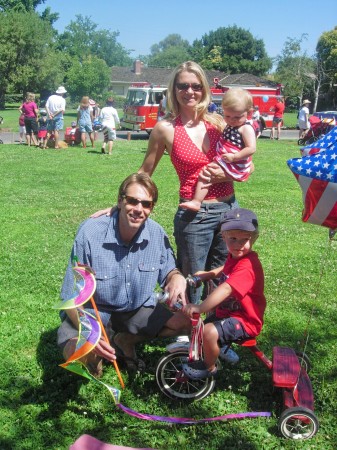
left=287, top=128, right=337, bottom=230
left=300, top=125, right=337, bottom=156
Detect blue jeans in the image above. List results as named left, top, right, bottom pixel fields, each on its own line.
left=174, top=197, right=239, bottom=304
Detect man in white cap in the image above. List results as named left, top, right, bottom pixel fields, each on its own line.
left=298, top=99, right=311, bottom=139
left=44, top=86, right=67, bottom=149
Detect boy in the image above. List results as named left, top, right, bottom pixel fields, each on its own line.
left=182, top=208, right=266, bottom=380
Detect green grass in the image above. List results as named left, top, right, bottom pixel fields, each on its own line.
left=1, top=139, right=337, bottom=449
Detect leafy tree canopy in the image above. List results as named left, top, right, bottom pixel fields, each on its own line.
left=191, top=25, right=272, bottom=76
left=0, top=10, right=64, bottom=106
left=65, top=55, right=111, bottom=101
left=316, top=26, right=337, bottom=105
left=57, top=15, right=132, bottom=67
left=0, top=0, right=45, bottom=11
left=148, top=34, right=190, bottom=68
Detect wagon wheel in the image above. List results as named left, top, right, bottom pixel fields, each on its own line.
left=156, top=351, right=216, bottom=401
left=298, top=138, right=305, bottom=146
left=278, top=407, right=319, bottom=440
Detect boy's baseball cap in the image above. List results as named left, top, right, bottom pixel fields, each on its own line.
left=221, top=208, right=258, bottom=232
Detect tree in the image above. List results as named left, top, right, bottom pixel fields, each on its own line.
left=316, top=26, right=337, bottom=108
left=0, top=0, right=58, bottom=24
left=275, top=35, right=317, bottom=110
left=0, top=10, right=64, bottom=108
left=57, top=15, right=132, bottom=67
left=190, top=26, right=272, bottom=75
left=65, top=55, right=111, bottom=101
left=148, top=34, right=190, bottom=67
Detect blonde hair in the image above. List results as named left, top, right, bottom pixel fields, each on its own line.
left=26, top=92, right=35, bottom=102
left=222, top=88, right=253, bottom=112
left=167, top=61, right=224, bottom=132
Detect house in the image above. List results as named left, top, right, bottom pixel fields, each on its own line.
left=111, top=60, right=278, bottom=97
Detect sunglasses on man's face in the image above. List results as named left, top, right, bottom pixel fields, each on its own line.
left=175, top=83, right=203, bottom=92
left=122, top=195, right=154, bottom=209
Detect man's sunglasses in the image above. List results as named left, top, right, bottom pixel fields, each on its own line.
left=122, top=195, right=154, bottom=209
left=175, top=83, right=203, bottom=92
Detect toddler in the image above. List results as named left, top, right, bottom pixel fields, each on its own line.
left=180, top=88, right=256, bottom=211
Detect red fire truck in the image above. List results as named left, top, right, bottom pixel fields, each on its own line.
left=120, top=80, right=283, bottom=134
left=210, top=78, right=284, bottom=129
left=120, top=83, right=167, bottom=133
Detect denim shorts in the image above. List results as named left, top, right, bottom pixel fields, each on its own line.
left=103, top=127, right=116, bottom=141
left=47, top=117, right=64, bottom=131
left=205, top=315, right=251, bottom=345
left=79, top=122, right=93, bottom=133
left=173, top=197, right=239, bottom=304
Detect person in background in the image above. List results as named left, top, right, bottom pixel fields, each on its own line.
left=208, top=101, right=217, bottom=114
left=18, top=113, right=26, bottom=144
left=37, top=109, right=48, bottom=148
left=99, top=97, right=120, bottom=155
left=298, top=99, right=311, bottom=139
left=270, top=97, right=285, bottom=140
left=19, top=92, right=39, bottom=147
left=157, top=90, right=167, bottom=121
left=77, top=96, right=94, bottom=148
left=44, top=86, right=67, bottom=149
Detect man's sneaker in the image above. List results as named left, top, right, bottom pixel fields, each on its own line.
left=219, top=346, right=239, bottom=365
left=166, top=335, right=190, bottom=352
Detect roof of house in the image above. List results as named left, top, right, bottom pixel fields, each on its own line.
left=111, top=63, right=277, bottom=88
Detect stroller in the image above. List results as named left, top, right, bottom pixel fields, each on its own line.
left=298, top=115, right=335, bottom=145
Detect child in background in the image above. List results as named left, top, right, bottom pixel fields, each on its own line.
left=18, top=113, right=26, bottom=144
left=77, top=96, right=94, bottom=148
left=37, top=109, right=48, bottom=148
left=182, top=208, right=266, bottom=380
left=69, top=121, right=77, bottom=136
left=180, top=88, right=256, bottom=211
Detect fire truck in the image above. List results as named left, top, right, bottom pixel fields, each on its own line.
left=120, top=83, right=167, bottom=133
left=210, top=78, right=284, bottom=129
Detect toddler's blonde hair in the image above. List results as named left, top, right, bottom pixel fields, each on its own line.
left=222, top=87, right=253, bottom=112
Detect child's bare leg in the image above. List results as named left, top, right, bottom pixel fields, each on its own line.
left=108, top=140, right=113, bottom=155
left=89, top=132, right=95, bottom=147
left=179, top=178, right=208, bottom=211
left=81, top=132, right=86, bottom=148
left=203, top=323, right=220, bottom=372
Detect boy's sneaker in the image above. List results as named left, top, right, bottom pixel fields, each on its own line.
left=166, top=335, right=190, bottom=352
left=219, top=346, right=240, bottom=365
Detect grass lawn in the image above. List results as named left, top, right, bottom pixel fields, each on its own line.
left=1, top=138, right=336, bottom=449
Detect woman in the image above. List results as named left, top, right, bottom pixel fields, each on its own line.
left=270, top=97, right=285, bottom=140
left=19, top=92, right=39, bottom=146
left=93, top=61, right=239, bottom=303
left=77, top=96, right=94, bottom=148
left=298, top=99, right=311, bottom=139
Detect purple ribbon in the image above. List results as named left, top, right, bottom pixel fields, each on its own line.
left=117, top=404, right=271, bottom=424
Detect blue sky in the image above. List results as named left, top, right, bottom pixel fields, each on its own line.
left=39, top=0, right=336, bottom=62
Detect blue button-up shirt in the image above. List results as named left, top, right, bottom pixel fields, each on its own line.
left=61, top=210, right=177, bottom=312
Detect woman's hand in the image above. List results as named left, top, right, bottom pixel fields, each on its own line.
left=183, top=303, right=201, bottom=318
left=90, top=206, right=115, bottom=218
left=200, top=162, right=232, bottom=187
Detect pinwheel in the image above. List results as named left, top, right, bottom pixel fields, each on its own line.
left=55, top=260, right=124, bottom=388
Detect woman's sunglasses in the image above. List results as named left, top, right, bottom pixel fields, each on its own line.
left=122, top=195, right=154, bottom=209
left=175, top=83, right=203, bottom=92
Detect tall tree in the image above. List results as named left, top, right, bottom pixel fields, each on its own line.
left=65, top=55, right=111, bottom=101
left=275, top=35, right=316, bottom=109
left=57, top=15, right=132, bottom=67
left=0, top=0, right=58, bottom=24
left=148, top=34, right=190, bottom=67
left=316, top=26, right=337, bottom=108
left=191, top=26, right=272, bottom=75
left=0, top=10, right=63, bottom=107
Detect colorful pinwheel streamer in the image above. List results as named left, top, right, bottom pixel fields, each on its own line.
left=55, top=261, right=270, bottom=424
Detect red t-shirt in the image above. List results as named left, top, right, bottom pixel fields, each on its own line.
left=273, top=102, right=285, bottom=119
left=215, top=251, right=266, bottom=336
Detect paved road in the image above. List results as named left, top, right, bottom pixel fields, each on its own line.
left=0, top=128, right=300, bottom=144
